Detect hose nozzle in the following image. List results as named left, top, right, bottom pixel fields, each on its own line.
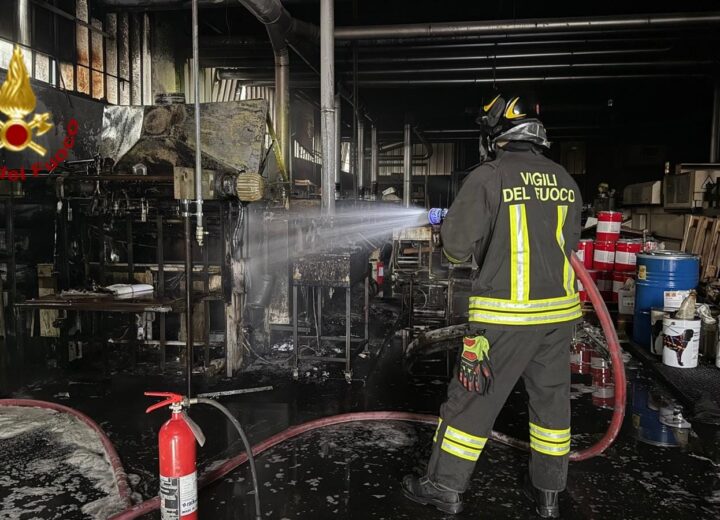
left=428, top=207, right=448, bottom=225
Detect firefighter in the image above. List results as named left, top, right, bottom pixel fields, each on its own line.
left=402, top=95, right=582, bottom=519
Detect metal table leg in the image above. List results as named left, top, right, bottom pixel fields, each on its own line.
left=317, top=289, right=322, bottom=341
left=292, top=285, right=299, bottom=378
left=157, top=214, right=166, bottom=371
left=364, top=274, right=369, bottom=343
left=344, top=287, right=352, bottom=382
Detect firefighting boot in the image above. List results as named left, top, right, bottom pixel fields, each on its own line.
left=401, top=475, right=463, bottom=514
left=524, top=474, right=560, bottom=518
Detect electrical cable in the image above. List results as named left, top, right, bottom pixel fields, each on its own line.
left=190, top=398, right=262, bottom=520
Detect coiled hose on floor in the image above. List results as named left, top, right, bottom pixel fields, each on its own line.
left=108, top=252, right=626, bottom=520
left=0, top=398, right=133, bottom=508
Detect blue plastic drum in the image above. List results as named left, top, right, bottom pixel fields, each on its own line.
left=633, top=251, right=699, bottom=346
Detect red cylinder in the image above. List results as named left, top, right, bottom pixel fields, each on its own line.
left=377, top=261, right=385, bottom=286
left=596, top=211, right=622, bottom=242
left=578, top=269, right=598, bottom=302
left=576, top=239, right=594, bottom=269
left=596, top=271, right=613, bottom=301
left=570, top=341, right=593, bottom=374
left=614, top=239, right=642, bottom=272
left=159, top=411, right=198, bottom=520
left=593, top=240, right=616, bottom=271
left=612, top=271, right=636, bottom=302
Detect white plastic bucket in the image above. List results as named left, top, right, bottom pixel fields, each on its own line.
left=662, top=317, right=701, bottom=368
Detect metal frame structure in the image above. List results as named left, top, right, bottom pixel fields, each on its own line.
left=292, top=272, right=369, bottom=382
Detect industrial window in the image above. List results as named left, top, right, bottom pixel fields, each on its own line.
left=0, top=1, right=151, bottom=105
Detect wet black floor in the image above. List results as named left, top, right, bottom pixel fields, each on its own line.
left=2, top=302, right=720, bottom=519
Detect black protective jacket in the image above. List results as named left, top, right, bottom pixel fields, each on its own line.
left=441, top=142, right=583, bottom=329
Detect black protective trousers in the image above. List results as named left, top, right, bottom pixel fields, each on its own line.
left=427, top=326, right=572, bottom=493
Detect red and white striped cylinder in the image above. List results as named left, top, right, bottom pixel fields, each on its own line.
left=612, top=271, right=636, bottom=302
left=576, top=239, right=594, bottom=269
left=593, top=240, right=616, bottom=271
left=570, top=341, right=593, bottom=374
left=614, top=239, right=643, bottom=272
left=591, top=355, right=614, bottom=409
left=592, top=386, right=615, bottom=409
left=596, top=210, right=622, bottom=242
left=596, top=271, right=613, bottom=301
left=578, top=269, right=598, bottom=302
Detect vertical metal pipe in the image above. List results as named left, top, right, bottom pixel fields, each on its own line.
left=370, top=125, right=378, bottom=199
left=711, top=81, right=720, bottom=163
left=16, top=0, right=30, bottom=46
left=357, top=119, right=365, bottom=196
left=334, top=94, right=342, bottom=190
left=276, top=50, right=291, bottom=181
left=352, top=48, right=359, bottom=197
left=403, top=123, right=412, bottom=207
left=183, top=201, right=193, bottom=397
left=191, top=0, right=204, bottom=246
left=320, top=0, right=336, bottom=215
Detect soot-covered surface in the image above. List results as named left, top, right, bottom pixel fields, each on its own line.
left=3, top=302, right=720, bottom=519
left=0, top=406, right=125, bottom=520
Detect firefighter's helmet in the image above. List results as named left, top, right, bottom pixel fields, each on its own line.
left=476, top=94, right=550, bottom=152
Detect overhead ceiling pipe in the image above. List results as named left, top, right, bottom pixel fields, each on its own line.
left=352, top=60, right=715, bottom=76
left=101, top=0, right=232, bottom=6
left=342, top=36, right=682, bottom=52
left=352, top=72, right=710, bottom=87
left=342, top=47, right=672, bottom=64
left=335, top=12, right=720, bottom=40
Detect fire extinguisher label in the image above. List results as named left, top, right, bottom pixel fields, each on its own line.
left=160, top=472, right=198, bottom=519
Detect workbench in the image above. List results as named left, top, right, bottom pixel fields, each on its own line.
left=15, top=293, right=185, bottom=369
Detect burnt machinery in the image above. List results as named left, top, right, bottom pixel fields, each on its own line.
left=392, top=222, right=473, bottom=330
left=17, top=98, right=281, bottom=377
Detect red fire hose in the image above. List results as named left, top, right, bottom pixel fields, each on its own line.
left=0, top=398, right=133, bottom=508
left=108, top=252, right=626, bottom=520
left=568, top=252, right=627, bottom=460
left=0, top=253, right=623, bottom=519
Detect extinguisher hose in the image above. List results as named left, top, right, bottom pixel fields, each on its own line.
left=192, top=397, right=262, bottom=520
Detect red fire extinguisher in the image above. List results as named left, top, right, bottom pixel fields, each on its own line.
left=146, top=392, right=206, bottom=520
left=377, top=261, right=385, bottom=286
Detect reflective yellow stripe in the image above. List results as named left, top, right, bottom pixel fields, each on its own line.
left=469, top=305, right=582, bottom=325
left=530, top=436, right=571, bottom=456
left=441, top=438, right=481, bottom=462
left=509, top=204, right=530, bottom=301
left=470, top=294, right=580, bottom=307
left=433, top=418, right=443, bottom=443
left=556, top=205, right=575, bottom=297
left=443, top=249, right=467, bottom=264
left=509, top=205, right=519, bottom=300
left=469, top=294, right=580, bottom=312
left=445, top=426, right=487, bottom=449
left=529, top=423, right=571, bottom=441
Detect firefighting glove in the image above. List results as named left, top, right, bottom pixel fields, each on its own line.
left=458, top=335, right=494, bottom=395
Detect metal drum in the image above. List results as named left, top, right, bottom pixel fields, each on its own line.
left=633, top=251, right=699, bottom=347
